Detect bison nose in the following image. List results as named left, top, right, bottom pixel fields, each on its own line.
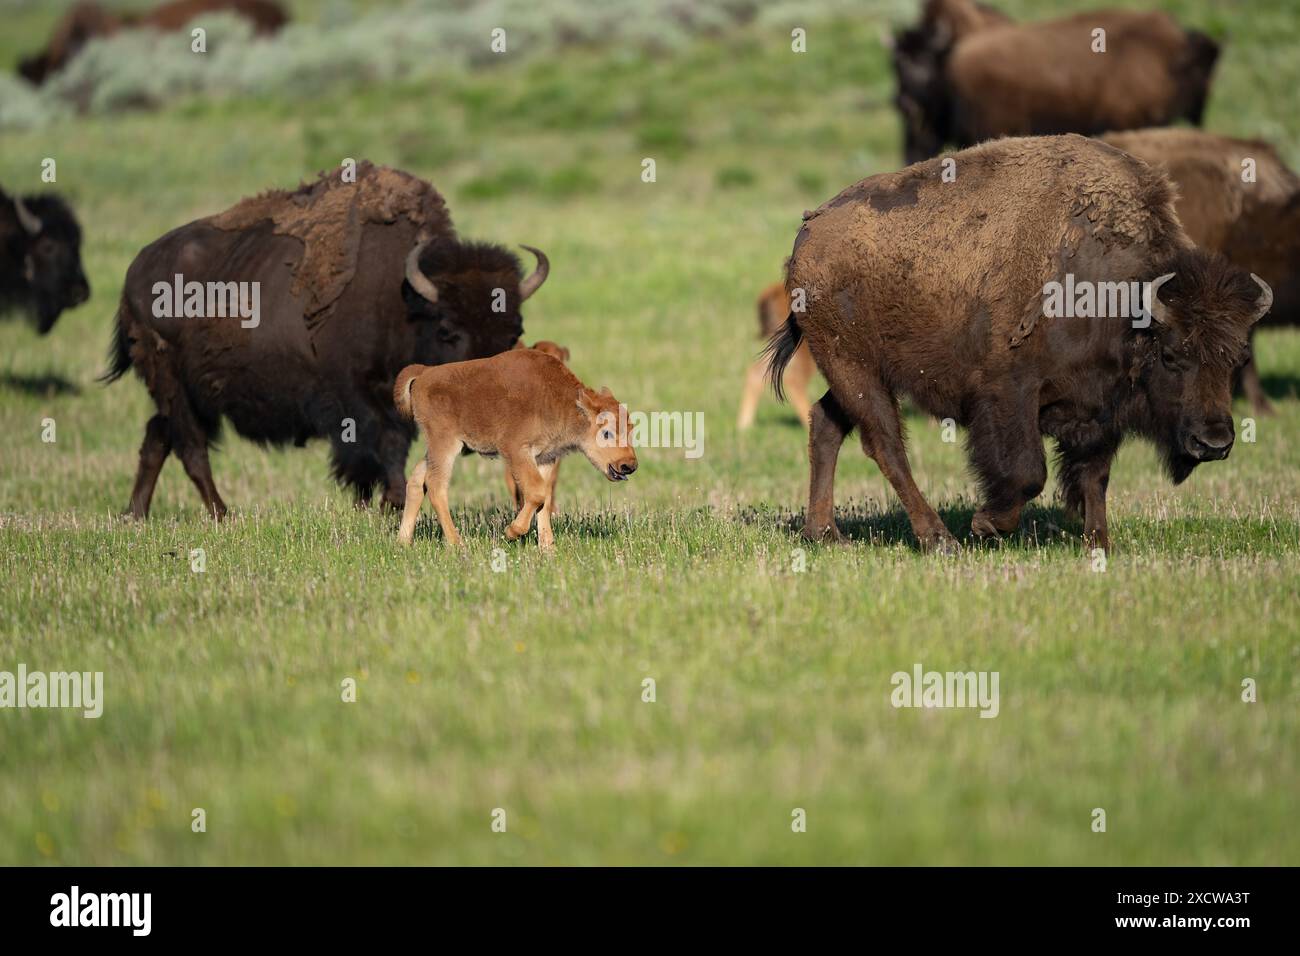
left=70, top=277, right=90, bottom=306
left=1186, top=424, right=1234, bottom=461
left=618, top=461, right=636, bottom=476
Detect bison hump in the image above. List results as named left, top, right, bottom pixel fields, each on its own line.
left=206, top=162, right=453, bottom=327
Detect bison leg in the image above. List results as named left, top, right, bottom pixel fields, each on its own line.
left=504, top=453, right=550, bottom=547
left=968, top=398, right=1046, bottom=540
left=803, top=390, right=853, bottom=542
left=843, top=382, right=958, bottom=554
left=1057, top=445, right=1117, bottom=552
left=1237, top=355, right=1275, bottom=416
left=126, top=414, right=173, bottom=519
left=175, top=435, right=228, bottom=521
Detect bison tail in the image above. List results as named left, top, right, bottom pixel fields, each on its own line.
left=762, top=312, right=803, bottom=402
left=99, top=296, right=133, bottom=385
left=393, top=365, right=427, bottom=420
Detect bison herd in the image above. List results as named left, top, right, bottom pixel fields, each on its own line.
left=3, top=0, right=1298, bottom=553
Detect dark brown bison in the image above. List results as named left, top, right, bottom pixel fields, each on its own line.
left=103, top=162, right=548, bottom=520
left=1102, top=128, right=1300, bottom=415
left=1, top=188, right=91, bottom=334
left=889, top=1, right=1219, bottom=164
left=768, top=135, right=1271, bottom=553
left=19, top=0, right=287, bottom=85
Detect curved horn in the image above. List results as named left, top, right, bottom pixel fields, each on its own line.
left=14, top=197, right=42, bottom=235
left=518, top=245, right=549, bottom=302
left=1250, top=273, right=1273, bottom=324
left=404, top=241, right=438, bottom=304
left=1146, top=272, right=1175, bottom=326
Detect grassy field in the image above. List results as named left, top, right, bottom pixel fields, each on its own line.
left=1, top=0, right=1298, bottom=865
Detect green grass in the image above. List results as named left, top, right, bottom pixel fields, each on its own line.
left=1, top=1, right=1299, bottom=865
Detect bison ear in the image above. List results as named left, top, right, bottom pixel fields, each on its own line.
left=576, top=388, right=596, bottom=419
left=598, top=386, right=613, bottom=398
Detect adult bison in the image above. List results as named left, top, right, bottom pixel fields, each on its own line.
left=1102, top=128, right=1300, bottom=414
left=1, top=187, right=91, bottom=334
left=18, top=0, right=287, bottom=85
left=768, top=135, right=1271, bottom=553
left=889, top=0, right=1219, bottom=164
left=103, top=162, right=548, bottom=519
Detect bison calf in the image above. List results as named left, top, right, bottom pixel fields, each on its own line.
left=737, top=282, right=815, bottom=430
left=394, top=349, right=637, bottom=550
left=504, top=339, right=572, bottom=509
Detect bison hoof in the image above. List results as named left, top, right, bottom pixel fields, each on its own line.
left=921, top=530, right=960, bottom=556
left=801, top=522, right=844, bottom=544
left=970, top=512, right=1005, bottom=539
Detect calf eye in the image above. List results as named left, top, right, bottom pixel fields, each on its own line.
left=601, top=430, right=614, bottom=441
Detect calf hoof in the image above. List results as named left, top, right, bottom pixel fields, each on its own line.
left=920, top=529, right=960, bottom=556
left=504, top=524, right=528, bottom=542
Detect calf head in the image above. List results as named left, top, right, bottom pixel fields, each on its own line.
left=1, top=192, right=91, bottom=334
left=576, top=386, right=638, bottom=482
left=402, top=237, right=548, bottom=364
left=1133, top=250, right=1271, bottom=482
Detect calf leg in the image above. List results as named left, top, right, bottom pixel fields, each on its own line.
left=803, top=390, right=853, bottom=541
left=736, top=358, right=766, bottom=430
left=535, top=462, right=557, bottom=551
left=397, top=458, right=428, bottom=546
left=126, top=414, right=172, bottom=519
left=503, top=453, right=550, bottom=546
left=784, top=345, right=816, bottom=428
left=422, top=434, right=464, bottom=546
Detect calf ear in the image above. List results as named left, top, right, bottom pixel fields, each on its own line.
left=576, top=388, right=596, bottom=418
left=598, top=386, right=613, bottom=398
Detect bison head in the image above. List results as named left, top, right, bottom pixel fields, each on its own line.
left=2, top=192, right=91, bottom=334
left=401, top=237, right=548, bottom=364
left=1133, top=252, right=1271, bottom=483
left=889, top=26, right=952, bottom=165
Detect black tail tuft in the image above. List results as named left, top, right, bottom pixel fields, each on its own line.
left=761, top=312, right=803, bottom=402
left=99, top=297, right=132, bottom=385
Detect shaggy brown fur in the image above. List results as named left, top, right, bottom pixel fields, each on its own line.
left=210, top=162, right=450, bottom=325
left=504, top=340, right=573, bottom=509
left=18, top=0, right=286, bottom=85
left=737, top=282, right=814, bottom=429
left=394, top=349, right=637, bottom=550
left=1102, top=128, right=1299, bottom=413
left=892, top=3, right=1218, bottom=164
left=770, top=134, right=1270, bottom=553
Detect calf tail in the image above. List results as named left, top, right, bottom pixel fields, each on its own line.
left=99, top=294, right=133, bottom=385
left=762, top=312, right=803, bottom=401
left=393, top=364, right=427, bottom=420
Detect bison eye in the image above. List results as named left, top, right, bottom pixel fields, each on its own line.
left=1160, top=347, right=1181, bottom=369
left=601, top=429, right=614, bottom=441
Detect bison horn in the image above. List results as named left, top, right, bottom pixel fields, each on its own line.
left=1250, top=273, right=1273, bottom=324
left=518, top=245, right=549, bottom=301
left=1146, top=272, right=1175, bottom=326
left=14, top=197, right=42, bottom=235
left=404, top=242, right=439, bottom=305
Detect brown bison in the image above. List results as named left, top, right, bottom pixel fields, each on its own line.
left=1102, top=128, right=1300, bottom=414
left=19, top=0, right=287, bottom=85
left=890, top=0, right=1219, bottom=164
left=737, top=282, right=815, bottom=430
left=0, top=188, right=91, bottom=334
left=768, top=135, right=1271, bottom=553
left=103, top=162, right=548, bottom=519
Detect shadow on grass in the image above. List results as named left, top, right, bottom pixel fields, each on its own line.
left=0, top=371, right=81, bottom=397
left=767, top=501, right=1081, bottom=552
